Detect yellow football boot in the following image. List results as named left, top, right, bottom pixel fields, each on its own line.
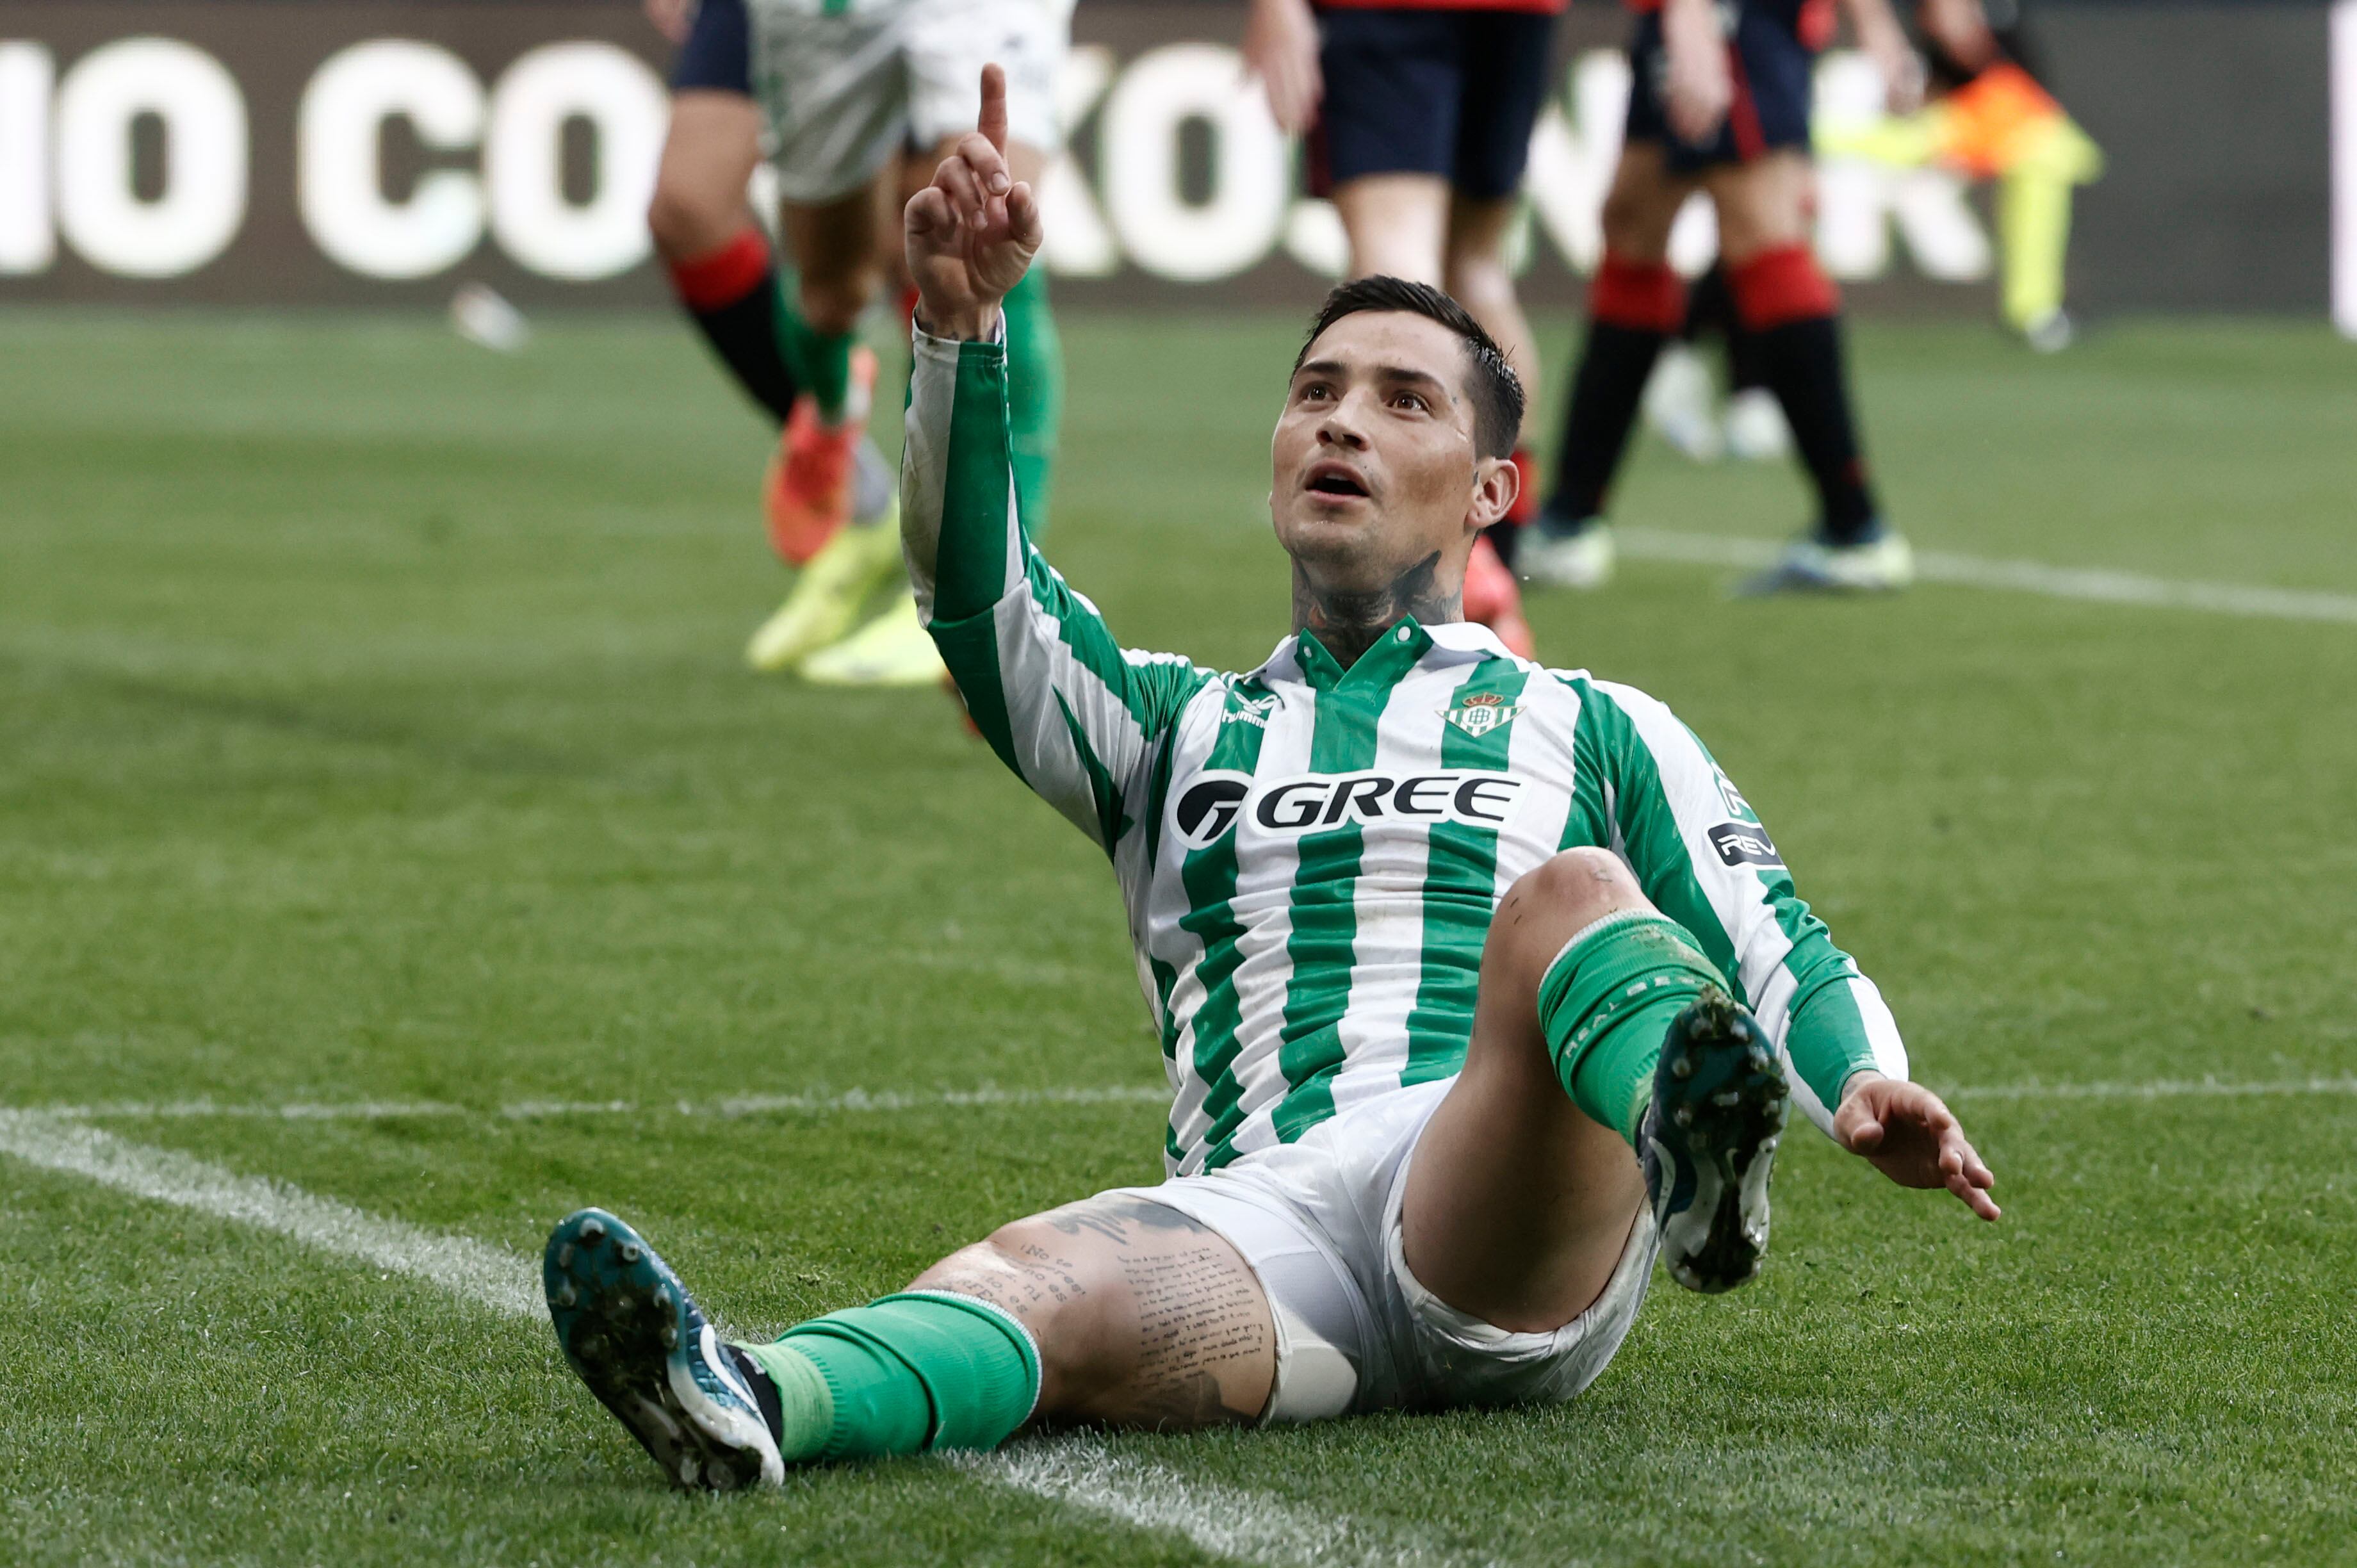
left=744, top=506, right=904, bottom=673
left=797, top=591, right=947, bottom=687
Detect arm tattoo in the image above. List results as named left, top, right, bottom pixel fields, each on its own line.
left=1292, top=550, right=1458, bottom=669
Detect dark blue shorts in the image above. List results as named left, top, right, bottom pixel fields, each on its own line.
left=669, top=0, right=752, bottom=95
left=1624, top=6, right=1815, bottom=172
left=1309, top=7, right=1561, bottom=202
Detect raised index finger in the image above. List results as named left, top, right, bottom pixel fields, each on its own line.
left=978, top=63, right=1008, bottom=154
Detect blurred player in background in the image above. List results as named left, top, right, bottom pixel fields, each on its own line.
left=1522, top=0, right=1923, bottom=595
left=642, top=0, right=1070, bottom=684
left=1823, top=0, right=2101, bottom=351
left=1639, top=260, right=1795, bottom=464
left=642, top=0, right=897, bottom=670
left=1243, top=0, right=1551, bottom=657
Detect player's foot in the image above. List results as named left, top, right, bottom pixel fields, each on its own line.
left=745, top=500, right=904, bottom=673
left=2021, top=309, right=2076, bottom=354
left=1736, top=528, right=1915, bottom=595
left=1641, top=992, right=1789, bottom=1294
left=763, top=347, right=879, bottom=566
left=544, top=1208, right=784, bottom=1490
left=1462, top=535, right=1536, bottom=658
left=1642, top=344, right=1724, bottom=462
left=1519, top=516, right=1616, bottom=591
left=1722, top=387, right=1792, bottom=462
left=797, top=591, right=947, bottom=686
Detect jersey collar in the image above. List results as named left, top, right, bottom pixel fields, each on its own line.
left=1259, top=616, right=1512, bottom=692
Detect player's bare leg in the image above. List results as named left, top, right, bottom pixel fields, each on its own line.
left=649, top=92, right=766, bottom=263
left=1332, top=174, right=1449, bottom=287
left=544, top=1192, right=1275, bottom=1488
left=908, top=1194, right=1275, bottom=1428
left=757, top=184, right=886, bottom=570
left=1332, top=174, right=1534, bottom=656
left=1704, top=151, right=1910, bottom=592
left=1403, top=850, right=1651, bottom=1327
left=649, top=92, right=810, bottom=430
left=1526, top=143, right=1697, bottom=590
left=1404, top=847, right=1789, bottom=1326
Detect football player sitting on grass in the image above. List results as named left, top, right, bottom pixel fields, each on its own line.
left=541, top=67, right=2000, bottom=1487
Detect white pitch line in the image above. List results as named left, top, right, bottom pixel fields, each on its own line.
left=1617, top=527, right=2357, bottom=626
left=972, top=1439, right=1494, bottom=1568
left=0, top=1109, right=542, bottom=1318
left=0, top=1106, right=1428, bottom=1568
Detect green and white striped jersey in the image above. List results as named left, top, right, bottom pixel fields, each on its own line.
left=902, top=327, right=1907, bottom=1177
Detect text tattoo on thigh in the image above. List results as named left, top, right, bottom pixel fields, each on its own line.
left=1056, top=1197, right=1271, bottom=1427
left=1120, top=1242, right=1270, bottom=1428
left=924, top=1197, right=1273, bottom=1428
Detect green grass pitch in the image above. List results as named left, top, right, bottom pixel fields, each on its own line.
left=2, top=307, right=2354, bottom=1565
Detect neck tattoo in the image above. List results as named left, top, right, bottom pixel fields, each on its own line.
left=1292, top=551, right=1458, bottom=669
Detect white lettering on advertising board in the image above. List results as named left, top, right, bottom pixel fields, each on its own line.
left=0, top=31, right=2000, bottom=290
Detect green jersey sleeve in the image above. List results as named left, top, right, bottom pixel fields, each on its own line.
left=901, top=323, right=1214, bottom=854
left=1572, top=678, right=1910, bottom=1136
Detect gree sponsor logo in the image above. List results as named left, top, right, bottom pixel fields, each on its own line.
left=1170, top=770, right=1523, bottom=849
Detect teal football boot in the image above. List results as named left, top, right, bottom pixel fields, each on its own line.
left=1641, top=992, right=1790, bottom=1294
left=544, top=1208, right=783, bottom=1489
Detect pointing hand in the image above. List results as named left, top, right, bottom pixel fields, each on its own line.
left=905, top=65, right=1043, bottom=341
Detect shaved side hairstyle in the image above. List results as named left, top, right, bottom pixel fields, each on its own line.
left=1296, top=276, right=1526, bottom=460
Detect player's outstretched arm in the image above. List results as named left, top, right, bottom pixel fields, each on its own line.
left=1834, top=1072, right=2001, bottom=1220
left=900, top=68, right=1213, bottom=854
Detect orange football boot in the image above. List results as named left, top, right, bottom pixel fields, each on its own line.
left=763, top=346, right=877, bottom=567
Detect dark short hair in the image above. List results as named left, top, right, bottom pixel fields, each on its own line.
left=1293, top=276, right=1525, bottom=459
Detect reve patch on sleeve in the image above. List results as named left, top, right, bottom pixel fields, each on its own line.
left=1708, top=821, right=1784, bottom=868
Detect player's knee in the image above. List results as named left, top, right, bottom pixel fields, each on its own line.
left=797, top=267, right=877, bottom=335
left=1494, top=849, right=1647, bottom=956
left=646, top=177, right=734, bottom=261
left=1598, top=189, right=1671, bottom=262
left=1442, top=252, right=1511, bottom=311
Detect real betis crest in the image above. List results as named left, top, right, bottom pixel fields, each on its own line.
left=1442, top=691, right=1522, bottom=737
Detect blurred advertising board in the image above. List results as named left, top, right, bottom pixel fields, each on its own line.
left=0, top=0, right=2346, bottom=325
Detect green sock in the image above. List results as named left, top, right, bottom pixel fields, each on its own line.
left=778, top=307, right=857, bottom=424
left=1001, top=268, right=1063, bottom=533
left=1537, top=911, right=1724, bottom=1145
left=735, top=1291, right=1040, bottom=1464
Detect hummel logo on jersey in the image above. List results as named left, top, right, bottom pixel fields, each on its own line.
left=1708, top=822, right=1784, bottom=869
left=1442, top=692, right=1522, bottom=737
left=1171, top=770, right=1525, bottom=850
left=1223, top=696, right=1278, bottom=728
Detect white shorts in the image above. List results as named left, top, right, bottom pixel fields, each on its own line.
left=746, top=0, right=1071, bottom=204
left=1111, top=1077, right=1660, bottom=1421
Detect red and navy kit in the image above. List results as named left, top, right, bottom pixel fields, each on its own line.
left=670, top=0, right=754, bottom=95
left=1307, top=0, right=1568, bottom=200
left=1623, top=0, right=1836, bottom=170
